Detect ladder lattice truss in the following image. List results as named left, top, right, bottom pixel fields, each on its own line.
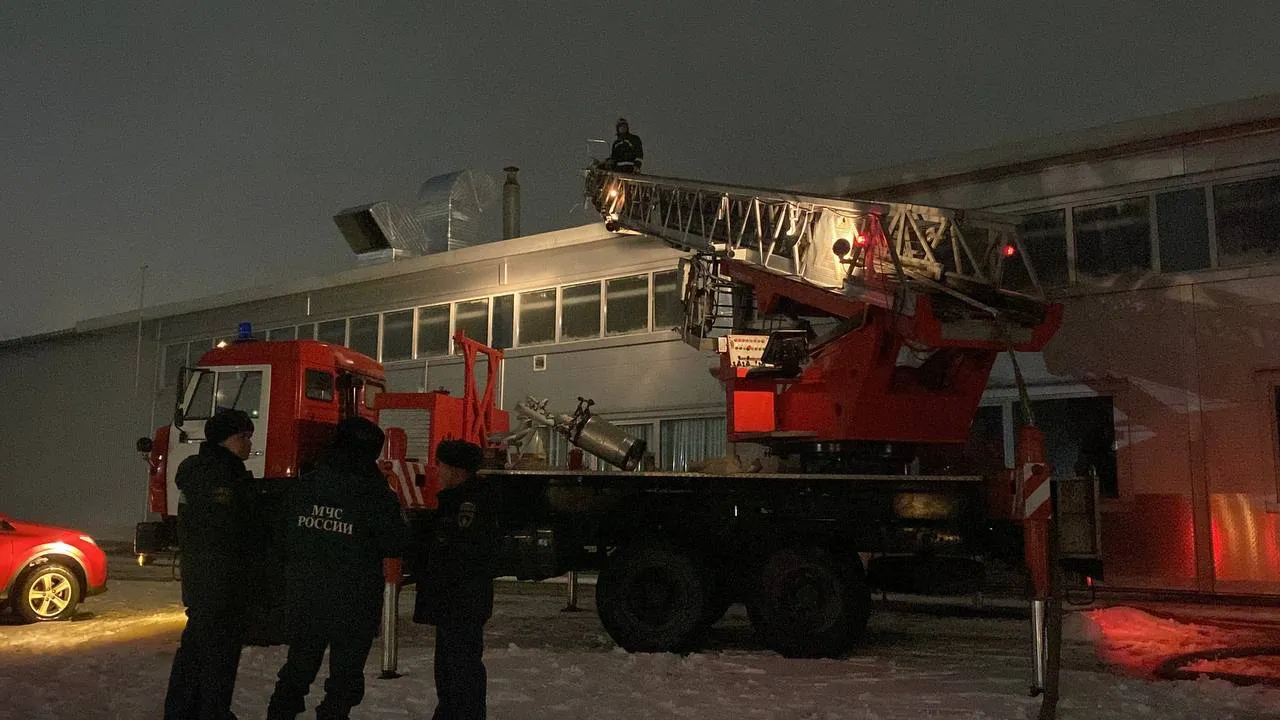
left=585, top=169, right=1048, bottom=322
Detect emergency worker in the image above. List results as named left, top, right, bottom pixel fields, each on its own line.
left=267, top=417, right=409, bottom=720
left=413, top=439, right=501, bottom=720
left=609, top=117, right=643, bottom=173
left=163, top=408, right=256, bottom=720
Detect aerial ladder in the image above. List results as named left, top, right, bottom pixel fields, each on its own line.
left=586, top=168, right=1065, bottom=718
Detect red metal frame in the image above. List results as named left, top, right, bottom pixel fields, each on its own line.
left=455, top=330, right=505, bottom=447
left=375, top=332, right=510, bottom=510
left=718, top=258, right=1062, bottom=447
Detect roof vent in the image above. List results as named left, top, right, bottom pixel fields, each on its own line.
left=333, top=169, right=501, bottom=264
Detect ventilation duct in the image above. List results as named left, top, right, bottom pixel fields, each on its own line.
left=334, top=169, right=500, bottom=264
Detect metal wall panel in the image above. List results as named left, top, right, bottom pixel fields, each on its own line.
left=0, top=325, right=160, bottom=541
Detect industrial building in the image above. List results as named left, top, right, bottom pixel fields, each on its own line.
left=5, top=93, right=1280, bottom=597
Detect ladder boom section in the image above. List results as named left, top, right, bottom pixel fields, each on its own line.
left=586, top=168, right=1057, bottom=344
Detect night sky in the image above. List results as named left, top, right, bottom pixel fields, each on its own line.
left=4, top=2, right=1279, bottom=339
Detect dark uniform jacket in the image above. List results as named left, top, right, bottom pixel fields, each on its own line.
left=175, top=442, right=256, bottom=611
left=413, top=477, right=501, bottom=626
left=610, top=133, right=643, bottom=169
left=280, top=449, right=409, bottom=639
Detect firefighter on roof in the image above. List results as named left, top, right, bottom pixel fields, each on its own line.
left=164, top=408, right=256, bottom=720
left=267, top=417, right=409, bottom=720
left=609, top=117, right=643, bottom=173
left=413, top=439, right=501, bottom=720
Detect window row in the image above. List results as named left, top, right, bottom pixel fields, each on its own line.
left=161, top=270, right=684, bottom=386
left=1012, top=173, right=1280, bottom=287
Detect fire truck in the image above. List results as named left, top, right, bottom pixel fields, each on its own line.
left=135, top=168, right=1089, bottom=666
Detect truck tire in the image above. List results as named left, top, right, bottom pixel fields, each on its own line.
left=747, top=546, right=870, bottom=658
left=597, top=540, right=708, bottom=653
left=13, top=562, right=81, bottom=623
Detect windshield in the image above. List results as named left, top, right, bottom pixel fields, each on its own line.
left=182, top=369, right=263, bottom=422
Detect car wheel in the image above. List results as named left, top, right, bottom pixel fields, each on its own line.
left=13, top=562, right=81, bottom=623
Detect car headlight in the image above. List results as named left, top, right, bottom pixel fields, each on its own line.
left=78, top=534, right=97, bottom=546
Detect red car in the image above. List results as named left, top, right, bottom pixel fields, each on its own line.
left=1, top=513, right=108, bottom=622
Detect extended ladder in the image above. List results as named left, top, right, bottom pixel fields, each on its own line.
left=585, top=168, right=1052, bottom=333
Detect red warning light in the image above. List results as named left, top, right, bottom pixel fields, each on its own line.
left=854, top=233, right=870, bottom=246
left=1002, top=244, right=1016, bottom=257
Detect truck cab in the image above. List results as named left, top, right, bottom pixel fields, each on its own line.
left=136, top=339, right=387, bottom=556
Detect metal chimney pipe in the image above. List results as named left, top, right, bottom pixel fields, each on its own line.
left=502, top=166, right=521, bottom=240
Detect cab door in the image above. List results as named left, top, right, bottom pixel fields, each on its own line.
left=165, top=365, right=272, bottom=514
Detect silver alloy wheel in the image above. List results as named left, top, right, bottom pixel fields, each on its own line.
left=26, top=569, right=74, bottom=619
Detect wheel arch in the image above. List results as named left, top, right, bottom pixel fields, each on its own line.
left=10, top=549, right=89, bottom=601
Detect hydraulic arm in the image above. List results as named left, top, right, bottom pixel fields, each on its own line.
left=585, top=168, right=1062, bottom=451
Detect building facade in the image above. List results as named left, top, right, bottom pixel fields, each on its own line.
left=4, top=95, right=1280, bottom=597
left=831, top=94, right=1280, bottom=596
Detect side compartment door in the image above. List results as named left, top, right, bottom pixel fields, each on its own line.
left=165, top=365, right=273, bottom=514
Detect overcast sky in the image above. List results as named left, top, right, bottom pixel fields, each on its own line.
left=3, top=2, right=1280, bottom=340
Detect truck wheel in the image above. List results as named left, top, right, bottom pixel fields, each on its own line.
left=747, top=547, right=870, bottom=658
left=597, top=541, right=708, bottom=653
left=13, top=562, right=81, bottom=623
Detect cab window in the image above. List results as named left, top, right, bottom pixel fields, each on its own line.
left=363, top=382, right=384, bottom=411
left=214, top=371, right=264, bottom=420
left=184, top=370, right=216, bottom=420
left=305, top=370, right=335, bottom=402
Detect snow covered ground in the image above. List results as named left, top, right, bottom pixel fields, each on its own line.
left=1, top=559, right=1278, bottom=719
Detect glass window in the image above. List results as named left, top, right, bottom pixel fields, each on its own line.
left=660, top=417, right=727, bottom=471
left=1073, top=198, right=1151, bottom=279
left=1009, top=210, right=1069, bottom=288
left=305, top=370, right=334, bottom=402
left=561, top=282, right=601, bottom=341
left=214, top=370, right=264, bottom=421
left=348, top=314, right=379, bottom=358
left=518, top=289, right=556, bottom=346
left=492, top=294, right=514, bottom=350
left=417, top=304, right=450, bottom=357
left=1214, top=175, right=1280, bottom=268
left=163, top=342, right=188, bottom=388
left=363, top=382, right=383, bottom=410
left=316, top=319, right=346, bottom=346
left=455, top=298, right=489, bottom=351
left=266, top=326, right=297, bottom=341
left=653, top=270, right=683, bottom=331
left=297, top=323, right=316, bottom=340
left=381, top=310, right=413, bottom=362
left=184, top=370, right=216, bottom=421
left=1157, top=188, right=1211, bottom=273
left=606, top=275, right=650, bottom=335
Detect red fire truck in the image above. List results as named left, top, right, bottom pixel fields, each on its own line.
left=134, top=333, right=509, bottom=557
left=135, top=169, right=1093, bottom=673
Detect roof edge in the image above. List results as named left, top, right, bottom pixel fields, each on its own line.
left=806, top=92, right=1280, bottom=198
left=70, top=223, right=614, bottom=336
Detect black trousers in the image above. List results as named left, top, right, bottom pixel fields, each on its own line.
left=267, top=631, right=375, bottom=720
left=163, top=605, right=245, bottom=720
left=432, top=622, right=487, bottom=720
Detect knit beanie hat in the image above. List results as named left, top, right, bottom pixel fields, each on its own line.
left=205, top=409, right=254, bottom=445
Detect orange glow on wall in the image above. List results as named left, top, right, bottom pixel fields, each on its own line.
left=1211, top=494, right=1280, bottom=582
